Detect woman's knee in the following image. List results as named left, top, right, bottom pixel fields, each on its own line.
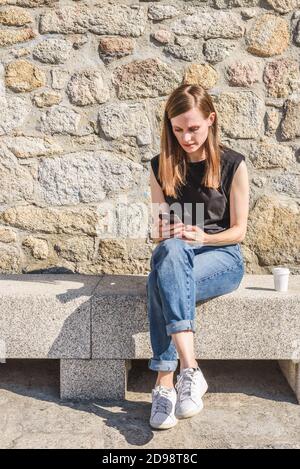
left=146, top=270, right=156, bottom=291
left=159, top=237, right=187, bottom=251
left=150, top=238, right=190, bottom=269
left=195, top=263, right=244, bottom=301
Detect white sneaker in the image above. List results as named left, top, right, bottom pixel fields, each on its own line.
left=149, top=385, right=178, bottom=430
left=175, top=366, right=208, bottom=419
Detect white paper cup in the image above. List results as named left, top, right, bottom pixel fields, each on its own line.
left=272, top=267, right=290, bottom=292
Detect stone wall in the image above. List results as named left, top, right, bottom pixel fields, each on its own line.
left=0, top=0, right=299, bottom=275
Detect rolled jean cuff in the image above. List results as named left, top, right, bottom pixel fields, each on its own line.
left=148, top=359, right=178, bottom=372
left=166, top=319, right=196, bottom=336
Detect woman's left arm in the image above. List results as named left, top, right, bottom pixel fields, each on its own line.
left=202, top=160, right=249, bottom=246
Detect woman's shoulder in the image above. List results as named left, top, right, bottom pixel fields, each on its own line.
left=150, top=153, right=162, bottom=185
left=220, top=145, right=246, bottom=166
left=151, top=153, right=160, bottom=164
left=150, top=153, right=160, bottom=173
left=151, top=147, right=246, bottom=167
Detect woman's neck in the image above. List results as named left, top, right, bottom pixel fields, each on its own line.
left=186, top=147, right=207, bottom=163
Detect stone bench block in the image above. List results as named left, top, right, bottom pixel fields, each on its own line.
left=1, top=272, right=299, bottom=403
left=91, top=275, right=150, bottom=359
left=60, top=359, right=131, bottom=400
left=195, top=274, right=300, bottom=359
left=91, top=274, right=300, bottom=360
left=278, top=360, right=300, bottom=404
left=0, top=274, right=101, bottom=359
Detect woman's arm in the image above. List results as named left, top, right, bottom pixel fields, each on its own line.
left=149, top=166, right=185, bottom=243
left=203, top=160, right=249, bottom=246
left=149, top=166, right=169, bottom=243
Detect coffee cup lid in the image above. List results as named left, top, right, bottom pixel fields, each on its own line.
left=272, top=267, right=290, bottom=274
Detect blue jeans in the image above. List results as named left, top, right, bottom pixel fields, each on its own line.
left=146, top=238, right=245, bottom=372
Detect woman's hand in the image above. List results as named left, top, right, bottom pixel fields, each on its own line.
left=151, top=219, right=206, bottom=244
left=151, top=218, right=185, bottom=243
left=181, top=224, right=206, bottom=244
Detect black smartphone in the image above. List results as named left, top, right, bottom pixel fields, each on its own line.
left=159, top=212, right=182, bottom=225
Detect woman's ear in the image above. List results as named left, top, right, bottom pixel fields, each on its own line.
left=209, top=112, right=216, bottom=126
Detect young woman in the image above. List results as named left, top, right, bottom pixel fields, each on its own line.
left=147, top=83, right=249, bottom=430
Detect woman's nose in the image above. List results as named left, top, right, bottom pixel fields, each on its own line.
left=182, top=133, right=192, bottom=142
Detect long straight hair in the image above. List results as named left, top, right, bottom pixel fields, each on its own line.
left=158, top=84, right=228, bottom=198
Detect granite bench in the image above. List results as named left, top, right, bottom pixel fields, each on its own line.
left=0, top=273, right=299, bottom=403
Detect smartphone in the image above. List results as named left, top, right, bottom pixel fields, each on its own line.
left=159, top=212, right=182, bottom=225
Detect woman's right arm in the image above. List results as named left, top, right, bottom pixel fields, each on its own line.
left=149, top=166, right=184, bottom=243
left=149, top=166, right=169, bottom=243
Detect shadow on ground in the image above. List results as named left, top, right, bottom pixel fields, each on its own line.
left=0, top=359, right=299, bottom=449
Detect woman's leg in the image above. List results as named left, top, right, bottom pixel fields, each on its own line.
left=146, top=269, right=177, bottom=388
left=193, top=243, right=244, bottom=303
left=172, top=244, right=244, bottom=371
left=172, top=243, right=245, bottom=372
left=147, top=238, right=197, bottom=386
left=147, top=239, right=245, bottom=384
left=171, top=331, right=198, bottom=373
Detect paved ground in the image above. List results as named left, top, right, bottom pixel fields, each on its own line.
left=0, top=359, right=299, bottom=449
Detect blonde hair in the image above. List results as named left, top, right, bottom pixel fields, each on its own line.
left=158, top=83, right=228, bottom=198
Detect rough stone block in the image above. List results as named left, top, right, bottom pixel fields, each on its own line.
left=91, top=274, right=300, bottom=360
left=0, top=274, right=101, bottom=359
left=60, top=358, right=131, bottom=400
left=278, top=360, right=300, bottom=404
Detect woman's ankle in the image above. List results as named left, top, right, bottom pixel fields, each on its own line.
left=155, top=376, right=175, bottom=389
left=179, top=359, right=198, bottom=372
left=155, top=382, right=174, bottom=389
left=155, top=370, right=175, bottom=388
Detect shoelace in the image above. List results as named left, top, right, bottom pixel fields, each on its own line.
left=175, top=368, right=199, bottom=402
left=152, top=387, right=174, bottom=415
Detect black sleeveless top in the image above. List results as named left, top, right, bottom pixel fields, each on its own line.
left=150, top=147, right=245, bottom=234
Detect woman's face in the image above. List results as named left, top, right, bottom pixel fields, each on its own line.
left=170, top=107, right=215, bottom=153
